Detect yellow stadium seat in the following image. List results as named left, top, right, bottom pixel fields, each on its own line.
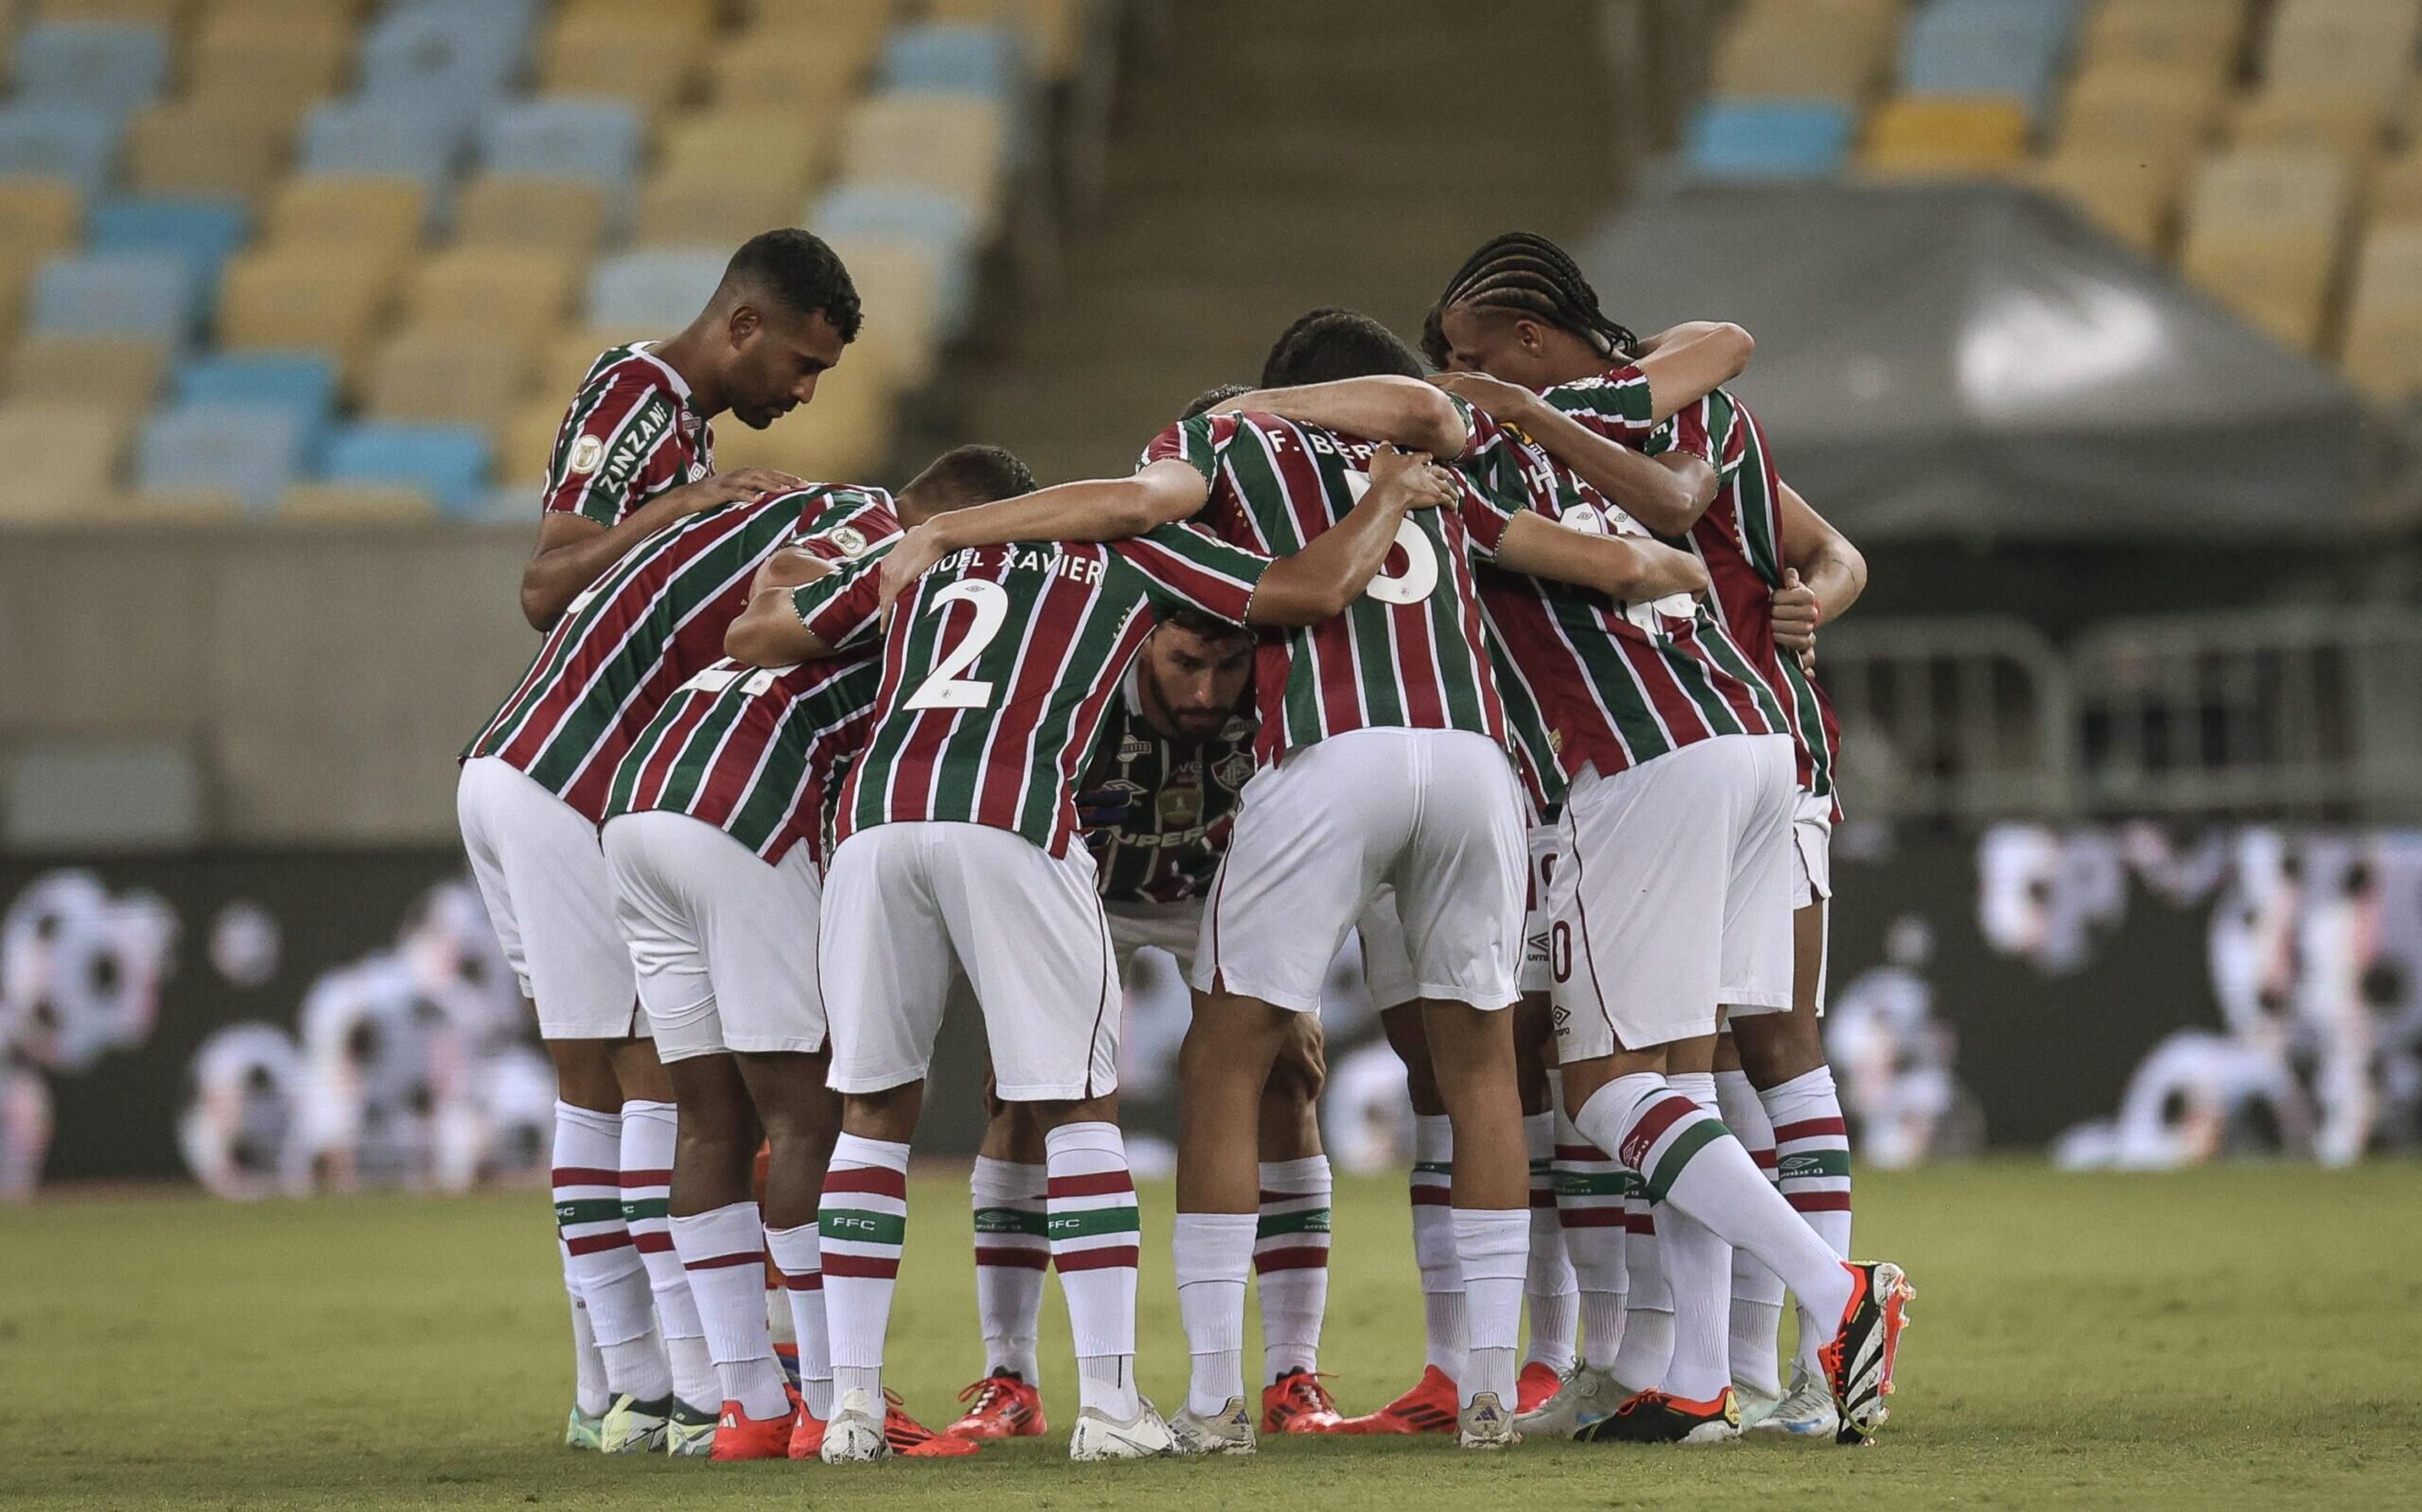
left=2232, top=91, right=2382, bottom=168
left=36, top=0, right=191, bottom=25
left=2057, top=68, right=2223, bottom=177
left=0, top=178, right=82, bottom=344
left=189, top=9, right=354, bottom=103
left=411, top=247, right=581, bottom=348
left=559, top=0, right=716, bottom=27
left=2, top=334, right=168, bottom=413
left=2180, top=150, right=2352, bottom=354
left=541, top=11, right=708, bottom=123
left=708, top=28, right=880, bottom=113
left=500, top=397, right=570, bottom=487
left=711, top=371, right=892, bottom=484
left=2034, top=149, right=2182, bottom=255
left=1861, top=96, right=2030, bottom=177
left=2265, top=0, right=2417, bottom=112
left=839, top=94, right=1010, bottom=235
left=365, top=325, right=541, bottom=438
left=0, top=401, right=129, bottom=521
left=218, top=247, right=399, bottom=384
left=660, top=108, right=838, bottom=197
left=2083, top=0, right=2246, bottom=84
left=633, top=168, right=805, bottom=251
left=452, top=175, right=611, bottom=259
left=816, top=231, right=940, bottom=392
left=276, top=482, right=437, bottom=522
left=1712, top=0, right=1901, bottom=103
left=264, top=176, right=427, bottom=264
left=539, top=327, right=658, bottom=406
left=124, top=102, right=289, bottom=206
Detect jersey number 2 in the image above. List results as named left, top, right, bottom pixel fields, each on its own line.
left=904, top=579, right=1009, bottom=709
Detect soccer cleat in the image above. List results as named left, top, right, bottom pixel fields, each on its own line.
left=710, top=1394, right=797, bottom=1462
left=664, top=1400, right=719, bottom=1457
left=564, top=1405, right=606, bottom=1451
left=1336, top=1364, right=1460, bottom=1434
left=1574, top=1387, right=1741, bottom=1445
left=600, top=1393, right=672, bottom=1454
left=1456, top=1390, right=1518, bottom=1450
left=819, top=1389, right=891, bottom=1463
left=1512, top=1362, right=1623, bottom=1438
left=1818, top=1261, right=1914, bottom=1445
left=945, top=1373, right=1048, bottom=1440
left=1260, top=1370, right=1346, bottom=1434
left=1167, top=1395, right=1257, bottom=1456
left=1751, top=1369, right=1839, bottom=1439
left=1069, top=1397, right=1177, bottom=1460
left=1731, top=1380, right=1783, bottom=1431
left=787, top=1404, right=827, bottom=1460
left=884, top=1390, right=981, bottom=1458
left=1516, top=1361, right=1565, bottom=1414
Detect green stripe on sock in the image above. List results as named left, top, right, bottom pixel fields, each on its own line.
left=554, top=1199, right=624, bottom=1227
left=620, top=1197, right=669, bottom=1222
left=820, top=1208, right=906, bottom=1246
left=1256, top=1207, right=1332, bottom=1239
left=1555, top=1170, right=1634, bottom=1198
left=1046, top=1206, right=1140, bottom=1240
left=1644, top=1117, right=1732, bottom=1204
left=973, top=1206, right=1049, bottom=1236
left=1778, top=1149, right=1853, bottom=1180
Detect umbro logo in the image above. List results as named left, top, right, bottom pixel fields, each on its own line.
left=1778, top=1154, right=1824, bottom=1177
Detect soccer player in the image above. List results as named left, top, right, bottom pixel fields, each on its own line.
left=724, top=442, right=1460, bottom=1462
left=597, top=448, right=1035, bottom=1461
left=1425, top=231, right=1873, bottom=1438
left=1408, top=234, right=1909, bottom=1445
left=459, top=476, right=858, bottom=1454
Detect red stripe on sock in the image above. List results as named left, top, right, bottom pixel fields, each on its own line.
left=1053, top=1245, right=1139, bottom=1272
left=618, top=1168, right=672, bottom=1187
left=564, top=1232, right=634, bottom=1256
left=551, top=1166, right=620, bottom=1187
left=821, top=1252, right=901, bottom=1279
left=781, top=1271, right=824, bottom=1291
left=1617, top=1095, right=1697, bottom=1170
left=974, top=1247, right=1051, bottom=1271
left=1623, top=1213, right=1655, bottom=1235
left=1256, top=1189, right=1328, bottom=1204
left=1787, top=1192, right=1852, bottom=1212
left=1410, top=1189, right=1451, bottom=1206
left=1772, top=1117, right=1848, bottom=1141
left=1046, top=1170, right=1135, bottom=1199
left=1528, top=1192, right=1557, bottom=1208
left=822, top=1165, right=908, bottom=1199
left=1751, top=1149, right=1778, bottom=1169
left=1558, top=1208, right=1627, bottom=1228
left=631, top=1231, right=675, bottom=1253
left=683, top=1250, right=766, bottom=1271
left=1253, top=1246, right=1330, bottom=1272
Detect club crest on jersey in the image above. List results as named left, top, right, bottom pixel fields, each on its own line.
left=567, top=434, right=607, bottom=475
left=1214, top=749, right=1255, bottom=791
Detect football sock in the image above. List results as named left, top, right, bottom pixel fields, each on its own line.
left=1715, top=1068, right=1786, bottom=1396
left=1522, top=1107, right=1577, bottom=1375
left=819, top=1133, right=910, bottom=1409
left=553, top=1102, right=669, bottom=1400
left=969, top=1156, right=1048, bottom=1384
left=668, top=1201, right=789, bottom=1421
left=1045, top=1122, right=1143, bottom=1419
left=1764, top=1066, right=1854, bottom=1379
left=763, top=1221, right=833, bottom=1419
left=1611, top=1202, right=1673, bottom=1393
left=1255, top=1155, right=1332, bottom=1382
left=1452, top=1207, right=1529, bottom=1410
left=1409, top=1114, right=1466, bottom=1382
left=1554, top=1095, right=1630, bottom=1366
left=619, top=1102, right=713, bottom=1411
left=563, top=1242, right=611, bottom=1417
left=1173, top=1210, right=1255, bottom=1416
left=1656, top=1073, right=1735, bottom=1404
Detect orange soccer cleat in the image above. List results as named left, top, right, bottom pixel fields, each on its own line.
left=1516, top=1361, right=1565, bottom=1415
left=945, top=1374, right=1049, bottom=1440
left=786, top=1400, right=826, bottom=1461
left=1260, top=1370, right=1347, bottom=1434
left=1336, top=1364, right=1460, bottom=1435
left=711, top=1391, right=799, bottom=1462
left=886, top=1390, right=983, bottom=1458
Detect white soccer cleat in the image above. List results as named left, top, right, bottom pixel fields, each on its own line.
left=1068, top=1397, right=1177, bottom=1460
left=1513, top=1363, right=1623, bottom=1438
left=1166, top=1395, right=1257, bottom=1457
left=662, top=1400, right=718, bottom=1457
left=1456, top=1390, right=1518, bottom=1450
left=599, top=1393, right=671, bottom=1454
left=1751, top=1369, right=1840, bottom=1439
left=564, top=1405, right=606, bottom=1451
left=1731, top=1379, right=1784, bottom=1431
left=819, top=1388, right=892, bottom=1463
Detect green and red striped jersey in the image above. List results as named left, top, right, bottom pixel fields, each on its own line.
left=790, top=525, right=1272, bottom=856
left=541, top=344, right=715, bottom=526
left=1147, top=407, right=1514, bottom=765
left=464, top=486, right=895, bottom=822
left=1080, top=683, right=1257, bottom=905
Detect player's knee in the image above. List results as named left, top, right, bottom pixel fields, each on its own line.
left=1733, top=1010, right=1825, bottom=1089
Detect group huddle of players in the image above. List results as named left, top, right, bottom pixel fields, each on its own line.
left=455, top=226, right=1912, bottom=1466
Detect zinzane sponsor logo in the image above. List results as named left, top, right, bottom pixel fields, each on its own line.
left=601, top=399, right=674, bottom=487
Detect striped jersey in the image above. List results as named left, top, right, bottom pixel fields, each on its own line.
left=791, top=525, right=1272, bottom=856
left=541, top=344, right=714, bottom=526
left=464, top=486, right=896, bottom=823
left=1147, top=407, right=1512, bottom=765
left=598, top=494, right=903, bottom=864
left=1457, top=379, right=1788, bottom=781
left=1080, top=680, right=1256, bottom=905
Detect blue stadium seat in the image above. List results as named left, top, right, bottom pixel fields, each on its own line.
left=11, top=22, right=168, bottom=120
left=32, top=251, right=199, bottom=344
left=481, top=98, right=640, bottom=189
left=587, top=249, right=727, bottom=329
left=320, top=423, right=492, bottom=515
left=1683, top=100, right=1854, bottom=180
left=136, top=402, right=308, bottom=511
left=0, top=105, right=123, bottom=197
left=1902, top=0, right=2078, bottom=121
left=175, top=353, right=339, bottom=455
left=881, top=23, right=1022, bottom=98
left=810, top=184, right=979, bottom=335
left=358, top=3, right=529, bottom=103
left=299, top=102, right=465, bottom=190
left=88, top=197, right=250, bottom=313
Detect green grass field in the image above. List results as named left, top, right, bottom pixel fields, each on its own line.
left=4, top=1163, right=2418, bottom=1509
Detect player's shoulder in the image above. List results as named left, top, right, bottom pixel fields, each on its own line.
left=787, top=484, right=902, bottom=559
left=573, top=344, right=681, bottom=406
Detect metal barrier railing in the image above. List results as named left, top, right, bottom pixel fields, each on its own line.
left=1819, top=617, right=2072, bottom=821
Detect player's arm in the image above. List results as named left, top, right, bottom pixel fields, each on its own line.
left=1210, top=376, right=1471, bottom=458
left=876, top=459, right=1212, bottom=609
left=1246, top=447, right=1458, bottom=625
left=519, top=468, right=802, bottom=631
left=726, top=551, right=871, bottom=666
left=1629, top=321, right=1754, bottom=424
left=1771, top=481, right=1865, bottom=653
left=1494, top=511, right=1710, bottom=603
left=1433, top=371, right=1715, bottom=537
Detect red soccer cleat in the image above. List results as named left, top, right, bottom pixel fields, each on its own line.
left=786, top=1400, right=826, bottom=1460
left=945, top=1374, right=1048, bottom=1440
left=886, top=1390, right=981, bottom=1458
left=1337, top=1364, right=1460, bottom=1435
left=1260, top=1370, right=1347, bottom=1434
left=1517, top=1361, right=1565, bottom=1415
left=711, top=1391, right=798, bottom=1462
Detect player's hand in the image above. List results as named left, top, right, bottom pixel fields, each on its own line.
left=1430, top=370, right=1540, bottom=427
left=1367, top=445, right=1458, bottom=511
left=1798, top=644, right=1817, bottom=675
left=877, top=521, right=948, bottom=618
left=1771, top=567, right=1822, bottom=651
left=662, top=468, right=804, bottom=516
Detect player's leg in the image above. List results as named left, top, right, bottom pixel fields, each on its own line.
left=732, top=1050, right=839, bottom=1455
left=946, top=1087, right=1050, bottom=1441
left=1255, top=1013, right=1343, bottom=1434
left=1712, top=1030, right=1787, bottom=1423
left=1516, top=992, right=1579, bottom=1409
left=1649, top=1032, right=1739, bottom=1421
left=1518, top=1030, right=1634, bottom=1436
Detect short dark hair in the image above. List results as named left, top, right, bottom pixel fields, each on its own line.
left=903, top=443, right=1034, bottom=508
left=1159, top=606, right=1255, bottom=644
left=1260, top=308, right=1426, bottom=387
left=721, top=229, right=863, bottom=342
left=1180, top=382, right=1253, bottom=421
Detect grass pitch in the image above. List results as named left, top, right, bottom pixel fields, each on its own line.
left=3, top=1163, right=2418, bottom=1509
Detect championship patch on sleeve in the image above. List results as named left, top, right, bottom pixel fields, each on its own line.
left=567, top=434, right=606, bottom=476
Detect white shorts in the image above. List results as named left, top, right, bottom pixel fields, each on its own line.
left=1194, top=727, right=1526, bottom=1014
left=1106, top=898, right=1203, bottom=980
left=819, top=822, right=1120, bottom=1102
left=601, top=811, right=826, bottom=1062
left=1360, top=821, right=1559, bottom=1009
left=1548, top=735, right=1796, bottom=1058
left=1791, top=789, right=1833, bottom=909
left=456, top=756, right=641, bottom=1040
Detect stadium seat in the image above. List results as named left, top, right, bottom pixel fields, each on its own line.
left=410, top=247, right=579, bottom=347
left=275, top=480, right=439, bottom=523
left=0, top=105, right=123, bottom=197
left=319, top=422, right=491, bottom=515
left=635, top=170, right=804, bottom=252
left=32, top=250, right=197, bottom=344
left=185, top=13, right=352, bottom=121
left=2264, top=0, right=2416, bottom=112
left=538, top=325, right=654, bottom=405
left=356, top=2, right=529, bottom=113
left=124, top=102, right=290, bottom=206
left=882, top=23, right=1024, bottom=99
left=34, top=0, right=192, bottom=24
left=1713, top=17, right=1892, bottom=105
left=217, top=247, right=397, bottom=383
left=539, top=9, right=708, bottom=125
left=87, top=196, right=249, bottom=310
left=708, top=27, right=882, bottom=114
left=1863, top=96, right=2030, bottom=176
left=1683, top=100, right=1856, bottom=179
left=365, top=325, right=539, bottom=439
left=298, top=102, right=464, bottom=191
left=264, top=176, right=428, bottom=265
left=926, top=0, right=1090, bottom=84
left=558, top=0, right=713, bottom=28
left=500, top=394, right=568, bottom=485
left=2057, top=69, right=2223, bottom=176
left=2339, top=224, right=2422, bottom=377
left=2370, top=153, right=2422, bottom=228
left=1, top=332, right=166, bottom=412
left=811, top=230, right=942, bottom=390
left=2180, top=149, right=2351, bottom=354
left=175, top=351, right=339, bottom=450
left=135, top=400, right=307, bottom=511
left=0, top=399, right=129, bottom=520
left=660, top=107, right=838, bottom=198
left=838, top=93, right=1012, bottom=237
left=2230, top=91, right=2383, bottom=169
left=2035, top=150, right=2180, bottom=255
left=588, top=249, right=726, bottom=330
left=812, top=187, right=976, bottom=338
left=481, top=98, right=641, bottom=191
left=451, top=175, right=609, bottom=258
left=1899, top=0, right=2075, bottom=122
left=0, top=177, right=83, bottom=271
left=11, top=21, right=169, bottom=118
left=2082, top=0, right=2245, bottom=83
left=711, top=369, right=892, bottom=483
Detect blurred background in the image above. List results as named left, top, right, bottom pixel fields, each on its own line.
left=0, top=0, right=2418, bottom=1199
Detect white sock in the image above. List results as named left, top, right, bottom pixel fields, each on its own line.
left=667, top=1201, right=788, bottom=1420
left=1452, top=1207, right=1528, bottom=1410
left=1553, top=1091, right=1629, bottom=1366
left=1409, top=1114, right=1465, bottom=1382
left=1173, top=1210, right=1255, bottom=1416
left=1522, top=1107, right=1577, bottom=1375
left=1612, top=1206, right=1673, bottom=1393
left=563, top=1242, right=611, bottom=1417
left=1045, top=1122, right=1142, bottom=1419
left=553, top=1102, right=669, bottom=1400
left=618, top=1102, right=713, bottom=1412
left=1657, top=1073, right=1733, bottom=1403
left=969, top=1156, right=1048, bottom=1383
left=1255, top=1156, right=1332, bottom=1381
left=1762, top=1066, right=1854, bottom=1378
left=819, top=1133, right=910, bottom=1410
left=764, top=1221, right=833, bottom=1419
left=1715, top=1068, right=1786, bottom=1396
